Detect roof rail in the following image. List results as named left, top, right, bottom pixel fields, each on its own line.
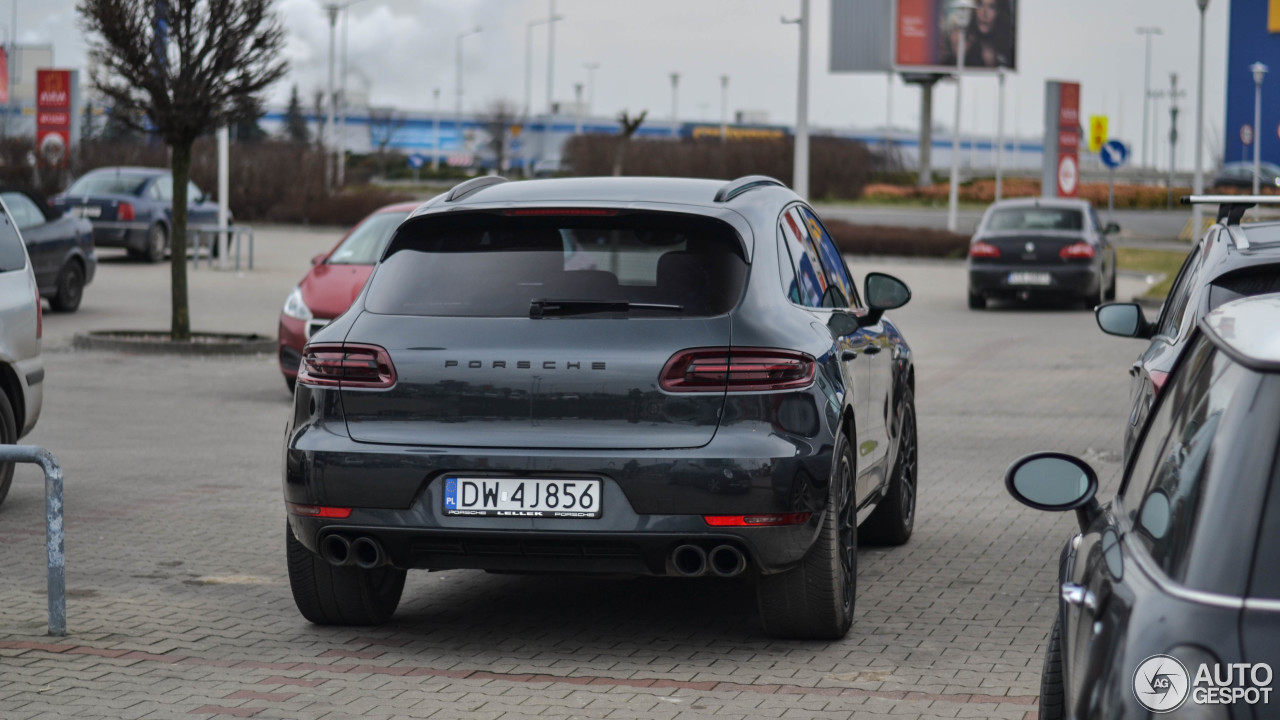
left=714, top=175, right=787, bottom=203
left=445, top=175, right=509, bottom=203
left=1180, top=194, right=1280, bottom=225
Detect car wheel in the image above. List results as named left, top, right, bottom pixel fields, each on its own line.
left=285, top=376, right=296, bottom=394
left=967, top=292, right=986, bottom=310
left=144, top=224, right=168, bottom=264
left=859, top=387, right=917, bottom=546
left=0, top=390, right=16, bottom=508
left=50, top=260, right=85, bottom=313
left=1105, top=270, right=1117, bottom=301
left=1040, top=615, right=1066, bottom=720
left=756, top=431, right=855, bottom=640
left=285, top=521, right=406, bottom=625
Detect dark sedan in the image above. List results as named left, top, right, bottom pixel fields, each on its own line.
left=2, top=187, right=95, bottom=312
left=967, top=198, right=1117, bottom=309
left=1007, top=292, right=1280, bottom=720
left=51, top=166, right=223, bottom=263
left=1213, top=160, right=1280, bottom=190
left=283, top=175, right=918, bottom=639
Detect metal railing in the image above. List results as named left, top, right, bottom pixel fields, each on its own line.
left=0, top=445, right=65, bottom=636
left=189, top=225, right=255, bottom=271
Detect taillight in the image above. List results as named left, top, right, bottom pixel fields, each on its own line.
left=1059, top=242, right=1095, bottom=259
left=1149, top=370, right=1170, bottom=395
left=298, top=343, right=396, bottom=389
left=969, top=241, right=1001, bottom=258
left=660, top=348, right=815, bottom=392
left=286, top=503, right=353, bottom=519
left=704, top=513, right=812, bottom=527
left=118, top=202, right=135, bottom=222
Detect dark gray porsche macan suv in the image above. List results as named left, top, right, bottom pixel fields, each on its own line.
left=283, top=175, right=918, bottom=639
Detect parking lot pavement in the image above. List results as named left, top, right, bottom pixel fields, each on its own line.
left=0, top=239, right=1152, bottom=720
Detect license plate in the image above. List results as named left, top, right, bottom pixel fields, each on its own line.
left=443, top=477, right=602, bottom=518
left=73, top=206, right=101, bottom=218
left=1008, top=272, right=1051, bottom=286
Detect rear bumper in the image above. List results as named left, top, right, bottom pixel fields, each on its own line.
left=90, top=221, right=150, bottom=250
left=968, top=263, right=1099, bottom=298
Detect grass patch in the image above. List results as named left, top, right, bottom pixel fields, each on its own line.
left=1116, top=247, right=1191, bottom=299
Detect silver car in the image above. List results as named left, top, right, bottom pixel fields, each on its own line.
left=0, top=195, right=44, bottom=507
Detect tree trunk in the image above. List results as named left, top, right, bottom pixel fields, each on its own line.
left=170, top=141, right=192, bottom=342
left=612, top=138, right=627, bottom=177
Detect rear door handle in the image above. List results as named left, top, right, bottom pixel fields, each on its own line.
left=1061, top=583, right=1098, bottom=613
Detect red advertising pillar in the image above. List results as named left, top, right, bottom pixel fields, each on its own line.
left=36, top=69, right=72, bottom=169
left=1042, top=80, right=1081, bottom=198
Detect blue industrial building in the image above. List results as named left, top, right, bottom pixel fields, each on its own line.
left=1225, top=2, right=1280, bottom=166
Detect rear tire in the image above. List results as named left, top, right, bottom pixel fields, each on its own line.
left=286, top=521, right=406, bottom=625
left=859, top=388, right=917, bottom=546
left=0, top=390, right=16, bottom=508
left=285, top=376, right=297, bottom=394
left=50, top=260, right=85, bottom=313
left=1040, top=616, right=1066, bottom=720
left=967, top=292, right=986, bottom=310
left=1105, top=270, right=1117, bottom=301
left=757, top=432, right=855, bottom=640
left=143, top=224, right=168, bottom=264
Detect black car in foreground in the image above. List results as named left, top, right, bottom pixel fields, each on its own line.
left=1096, top=196, right=1280, bottom=458
left=1, top=187, right=95, bottom=312
left=283, top=175, right=918, bottom=639
left=967, top=197, right=1117, bottom=309
left=1008, top=292, right=1280, bottom=719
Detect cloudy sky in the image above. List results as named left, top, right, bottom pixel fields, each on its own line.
left=23, top=0, right=1233, bottom=168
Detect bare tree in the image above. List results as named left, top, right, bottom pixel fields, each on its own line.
left=79, top=0, right=287, bottom=341
left=613, top=110, right=647, bottom=176
left=368, top=107, right=406, bottom=179
left=481, top=99, right=519, bottom=173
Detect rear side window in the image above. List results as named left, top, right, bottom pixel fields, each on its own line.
left=1207, top=265, right=1280, bottom=311
left=0, top=205, right=26, bottom=272
left=366, top=211, right=747, bottom=318
left=1157, top=244, right=1204, bottom=338
left=778, top=206, right=829, bottom=308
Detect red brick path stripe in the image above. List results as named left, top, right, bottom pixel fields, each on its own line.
left=0, top=640, right=1039, bottom=707
left=189, top=706, right=263, bottom=717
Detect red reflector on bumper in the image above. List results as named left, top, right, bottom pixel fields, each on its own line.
left=286, top=503, right=353, bottom=519
left=704, top=512, right=812, bottom=527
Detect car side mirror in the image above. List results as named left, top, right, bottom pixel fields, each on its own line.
left=1104, top=222, right=1120, bottom=235
left=311, top=253, right=326, bottom=266
left=1095, top=302, right=1152, bottom=339
left=858, top=272, right=911, bottom=327
left=1005, top=451, right=1102, bottom=531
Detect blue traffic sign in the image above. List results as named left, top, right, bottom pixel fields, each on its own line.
left=407, top=153, right=427, bottom=169
left=1101, top=140, right=1128, bottom=169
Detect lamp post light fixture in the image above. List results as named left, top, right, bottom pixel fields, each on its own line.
left=1253, top=62, right=1269, bottom=195
left=946, top=0, right=977, bottom=233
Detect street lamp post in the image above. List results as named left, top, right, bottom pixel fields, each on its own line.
left=455, top=26, right=482, bottom=141
left=947, top=0, right=976, bottom=233
left=782, top=0, right=810, bottom=200
left=432, top=87, right=441, bottom=172
left=1136, top=27, right=1162, bottom=172
left=546, top=0, right=557, bottom=114
left=324, top=4, right=338, bottom=192
left=995, top=67, right=1006, bottom=201
left=1253, top=62, right=1269, bottom=195
left=720, top=75, right=730, bottom=142
left=1192, top=0, right=1209, bottom=234
left=525, top=14, right=564, bottom=117
left=574, top=83, right=584, bottom=135
left=1167, top=73, right=1184, bottom=208
left=584, top=62, right=600, bottom=114
left=670, top=72, right=680, bottom=121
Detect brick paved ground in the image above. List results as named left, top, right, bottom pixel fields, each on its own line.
left=0, top=235, right=1151, bottom=719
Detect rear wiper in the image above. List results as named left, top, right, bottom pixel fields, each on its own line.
left=529, top=299, right=684, bottom=318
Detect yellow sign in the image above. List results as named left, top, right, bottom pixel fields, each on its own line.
left=510, top=124, right=522, bottom=138
left=1271, top=0, right=1280, bottom=33
left=1088, top=115, right=1108, bottom=154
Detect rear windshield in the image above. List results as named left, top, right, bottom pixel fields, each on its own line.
left=365, top=211, right=748, bottom=318
left=1208, top=265, right=1280, bottom=311
left=66, top=172, right=150, bottom=197
left=328, top=211, right=409, bottom=265
left=986, top=207, right=1083, bottom=232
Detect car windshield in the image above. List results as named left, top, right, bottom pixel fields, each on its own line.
left=365, top=211, right=748, bottom=318
left=986, top=207, right=1083, bottom=232
left=66, top=172, right=150, bottom=196
left=327, top=210, right=409, bottom=265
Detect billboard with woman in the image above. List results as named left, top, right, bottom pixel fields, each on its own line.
left=895, top=0, right=1017, bottom=72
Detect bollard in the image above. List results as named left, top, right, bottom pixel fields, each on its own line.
left=0, top=445, right=65, bottom=636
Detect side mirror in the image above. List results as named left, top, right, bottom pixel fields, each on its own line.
left=1095, top=302, right=1152, bottom=339
left=1005, top=451, right=1102, bottom=531
left=1104, top=222, right=1120, bottom=235
left=311, top=253, right=326, bottom=266
left=858, top=273, right=911, bottom=327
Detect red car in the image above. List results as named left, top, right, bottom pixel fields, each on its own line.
left=278, top=202, right=416, bottom=390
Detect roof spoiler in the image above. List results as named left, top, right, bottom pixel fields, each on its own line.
left=445, top=175, right=509, bottom=203
left=714, top=175, right=786, bottom=203
left=1180, top=195, right=1280, bottom=225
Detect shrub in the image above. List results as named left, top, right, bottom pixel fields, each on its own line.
left=824, top=220, right=970, bottom=258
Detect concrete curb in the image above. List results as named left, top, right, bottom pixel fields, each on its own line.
left=72, top=331, right=276, bottom=356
